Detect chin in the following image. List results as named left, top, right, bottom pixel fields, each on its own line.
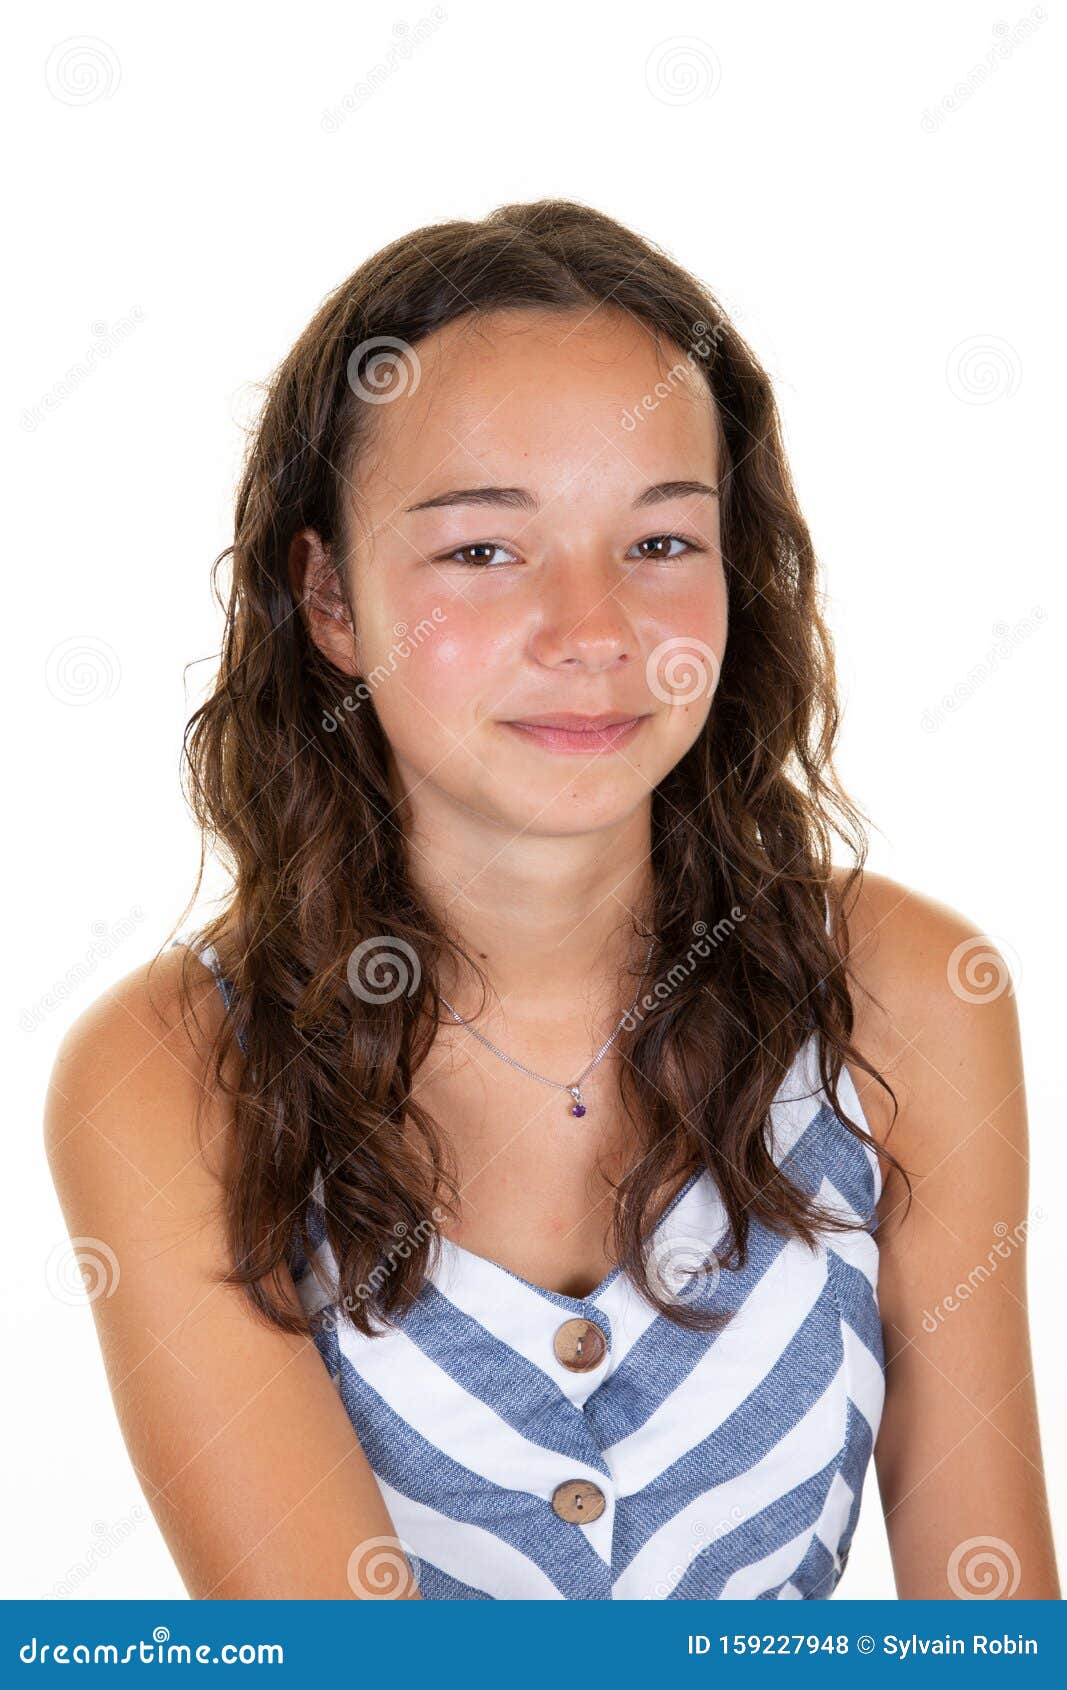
left=496, top=782, right=654, bottom=835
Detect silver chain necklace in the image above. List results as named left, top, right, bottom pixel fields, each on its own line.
left=438, top=938, right=656, bottom=1118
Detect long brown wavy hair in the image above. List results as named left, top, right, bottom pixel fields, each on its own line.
left=166, top=197, right=910, bottom=1339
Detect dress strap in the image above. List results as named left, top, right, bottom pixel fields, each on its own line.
left=169, top=935, right=247, bottom=1055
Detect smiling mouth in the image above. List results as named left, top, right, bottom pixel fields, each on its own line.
left=500, top=714, right=650, bottom=755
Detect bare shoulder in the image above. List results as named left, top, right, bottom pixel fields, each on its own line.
left=826, top=864, right=1023, bottom=1171
left=46, top=939, right=229, bottom=1189
left=826, top=880, right=1058, bottom=1597
left=826, top=861, right=1009, bottom=1025
left=43, top=944, right=414, bottom=1599
left=44, top=942, right=236, bottom=1201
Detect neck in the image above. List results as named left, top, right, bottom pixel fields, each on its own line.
left=399, top=797, right=657, bottom=1019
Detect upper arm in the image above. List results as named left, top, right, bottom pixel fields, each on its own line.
left=43, top=947, right=420, bottom=1600
left=837, top=871, right=1061, bottom=1599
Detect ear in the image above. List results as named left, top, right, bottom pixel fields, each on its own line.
left=288, top=527, right=359, bottom=676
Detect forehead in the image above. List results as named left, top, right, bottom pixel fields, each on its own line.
left=354, top=305, right=720, bottom=503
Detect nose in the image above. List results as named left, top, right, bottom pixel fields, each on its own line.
left=527, top=559, right=638, bottom=672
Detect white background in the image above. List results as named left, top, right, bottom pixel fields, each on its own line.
left=6, top=0, right=1063, bottom=1601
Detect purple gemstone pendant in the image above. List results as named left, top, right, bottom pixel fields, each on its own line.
left=569, top=1086, right=586, bottom=1118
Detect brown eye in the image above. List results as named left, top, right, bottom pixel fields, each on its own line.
left=441, top=542, right=517, bottom=568
left=628, top=534, right=700, bottom=562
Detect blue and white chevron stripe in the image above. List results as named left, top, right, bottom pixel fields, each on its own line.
left=285, top=1032, right=885, bottom=1601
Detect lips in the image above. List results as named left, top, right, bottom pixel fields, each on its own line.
left=505, top=712, right=645, bottom=730
left=501, top=712, right=649, bottom=756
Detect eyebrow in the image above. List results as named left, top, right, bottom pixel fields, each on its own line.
left=404, top=479, right=719, bottom=514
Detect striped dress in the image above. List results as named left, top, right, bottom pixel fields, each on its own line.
left=184, top=936, right=886, bottom=1601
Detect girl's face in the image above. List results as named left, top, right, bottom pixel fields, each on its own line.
left=322, top=305, right=727, bottom=838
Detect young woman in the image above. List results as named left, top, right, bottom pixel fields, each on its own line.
left=45, top=199, right=1059, bottom=1602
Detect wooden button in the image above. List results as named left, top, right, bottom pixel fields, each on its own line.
left=553, top=1317, right=608, bottom=1373
left=551, top=1479, right=606, bottom=1524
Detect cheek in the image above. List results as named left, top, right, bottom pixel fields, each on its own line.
left=651, top=567, right=728, bottom=641
left=416, top=630, right=482, bottom=714
left=360, top=568, right=727, bottom=742
left=421, top=601, right=517, bottom=691
left=370, top=609, right=507, bottom=745
left=640, top=572, right=728, bottom=712
left=355, top=568, right=498, bottom=712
